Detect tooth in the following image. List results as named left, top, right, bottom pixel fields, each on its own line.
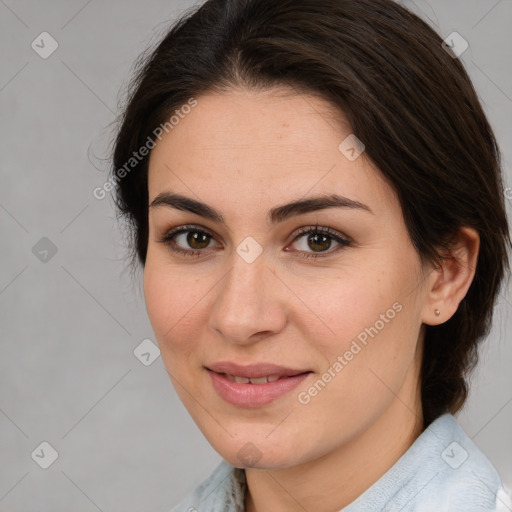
left=249, top=376, right=268, bottom=384
left=234, top=375, right=250, bottom=384
left=224, top=373, right=236, bottom=382
left=267, top=375, right=279, bottom=382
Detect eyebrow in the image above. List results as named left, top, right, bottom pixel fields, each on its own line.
left=149, top=192, right=373, bottom=225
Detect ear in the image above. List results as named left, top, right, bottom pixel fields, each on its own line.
left=421, top=227, right=480, bottom=325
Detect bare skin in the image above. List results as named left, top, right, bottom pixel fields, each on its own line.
left=143, top=85, right=479, bottom=512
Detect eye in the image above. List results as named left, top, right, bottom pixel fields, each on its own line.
left=158, top=225, right=220, bottom=257
left=158, top=223, right=351, bottom=259
left=287, top=225, right=351, bottom=259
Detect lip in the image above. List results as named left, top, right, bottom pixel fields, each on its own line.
left=206, top=361, right=309, bottom=379
left=205, top=361, right=312, bottom=408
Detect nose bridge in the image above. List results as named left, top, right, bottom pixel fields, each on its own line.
left=209, top=247, right=285, bottom=343
left=219, top=250, right=269, bottom=316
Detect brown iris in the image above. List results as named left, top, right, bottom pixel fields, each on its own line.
left=307, top=233, right=331, bottom=252
left=187, top=231, right=211, bottom=249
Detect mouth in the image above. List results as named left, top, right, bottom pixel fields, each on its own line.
left=220, top=373, right=283, bottom=384
left=205, top=362, right=312, bottom=407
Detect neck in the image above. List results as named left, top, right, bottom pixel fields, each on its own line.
left=244, top=376, right=424, bottom=512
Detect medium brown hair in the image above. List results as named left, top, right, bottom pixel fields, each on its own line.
left=110, top=0, right=511, bottom=426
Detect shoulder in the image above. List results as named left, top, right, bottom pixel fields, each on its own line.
left=169, top=460, right=246, bottom=512
left=419, top=414, right=510, bottom=511
left=344, top=414, right=511, bottom=511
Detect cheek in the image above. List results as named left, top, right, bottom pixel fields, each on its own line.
left=305, top=252, right=422, bottom=375
left=143, top=260, right=207, bottom=356
left=302, top=267, right=396, bottom=345
left=297, top=281, right=420, bottom=433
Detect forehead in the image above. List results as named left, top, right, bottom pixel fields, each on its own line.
left=147, top=88, right=397, bottom=219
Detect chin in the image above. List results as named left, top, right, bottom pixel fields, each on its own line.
left=209, top=431, right=306, bottom=470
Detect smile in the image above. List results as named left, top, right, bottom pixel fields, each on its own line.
left=222, top=373, right=281, bottom=384
left=205, top=362, right=312, bottom=407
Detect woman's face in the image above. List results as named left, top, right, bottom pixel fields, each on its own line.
left=144, top=86, right=432, bottom=469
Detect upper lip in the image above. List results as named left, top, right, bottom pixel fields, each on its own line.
left=206, top=361, right=310, bottom=379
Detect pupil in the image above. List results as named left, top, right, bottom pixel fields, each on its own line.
left=309, top=233, right=330, bottom=252
left=188, top=231, right=210, bottom=249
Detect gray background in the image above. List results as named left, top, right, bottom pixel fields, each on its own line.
left=1, top=1, right=511, bottom=511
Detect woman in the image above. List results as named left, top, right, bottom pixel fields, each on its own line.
left=110, top=0, right=511, bottom=510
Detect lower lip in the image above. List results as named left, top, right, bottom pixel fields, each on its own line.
left=207, top=370, right=311, bottom=408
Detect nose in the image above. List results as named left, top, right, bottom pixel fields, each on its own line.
left=208, top=252, right=287, bottom=345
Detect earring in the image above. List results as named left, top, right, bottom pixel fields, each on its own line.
left=435, top=309, right=440, bottom=316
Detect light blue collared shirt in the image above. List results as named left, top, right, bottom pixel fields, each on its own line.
left=171, top=413, right=511, bottom=511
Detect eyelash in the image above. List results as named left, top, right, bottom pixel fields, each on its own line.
left=157, top=224, right=351, bottom=260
